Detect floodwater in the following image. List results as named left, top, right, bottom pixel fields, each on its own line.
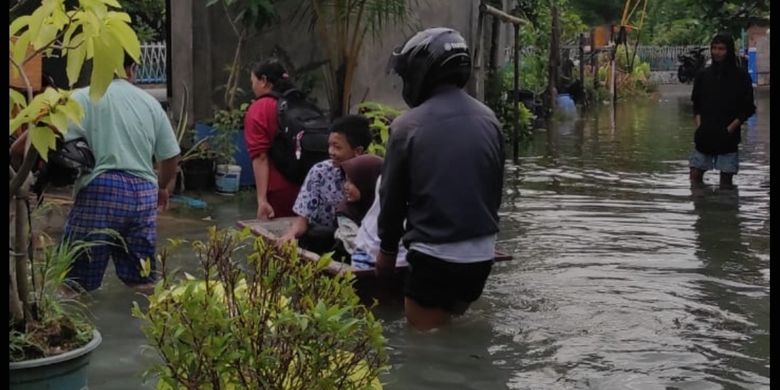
left=85, top=84, right=769, bottom=389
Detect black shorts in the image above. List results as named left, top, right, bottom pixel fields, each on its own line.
left=404, top=250, right=493, bottom=314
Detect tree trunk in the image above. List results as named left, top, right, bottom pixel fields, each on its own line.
left=225, top=33, right=244, bottom=111
left=547, top=1, right=560, bottom=114
left=14, top=193, right=32, bottom=322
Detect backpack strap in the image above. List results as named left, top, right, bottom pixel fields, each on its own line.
left=257, top=91, right=282, bottom=100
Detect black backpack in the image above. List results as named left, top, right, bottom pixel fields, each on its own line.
left=262, top=89, right=330, bottom=184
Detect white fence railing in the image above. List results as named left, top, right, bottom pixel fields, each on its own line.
left=137, top=42, right=166, bottom=84
left=558, top=45, right=710, bottom=72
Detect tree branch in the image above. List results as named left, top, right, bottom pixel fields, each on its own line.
left=9, top=148, right=38, bottom=199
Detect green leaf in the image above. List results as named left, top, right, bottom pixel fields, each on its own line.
left=48, top=110, right=69, bottom=132
left=62, top=20, right=85, bottom=49
left=9, top=16, right=30, bottom=36
left=89, top=32, right=123, bottom=102
left=62, top=97, right=85, bottom=128
left=106, top=14, right=140, bottom=62
left=12, top=34, right=32, bottom=69
left=30, top=125, right=58, bottom=161
left=32, top=19, right=61, bottom=50
left=99, top=0, right=122, bottom=8
left=66, top=39, right=87, bottom=87
left=107, top=10, right=131, bottom=23
left=10, top=89, right=27, bottom=113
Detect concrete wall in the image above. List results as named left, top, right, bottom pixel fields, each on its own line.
left=171, top=0, right=513, bottom=123
left=748, top=24, right=770, bottom=86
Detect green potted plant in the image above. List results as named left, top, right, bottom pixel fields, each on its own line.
left=163, top=83, right=214, bottom=193
left=133, top=227, right=388, bottom=388
left=208, top=105, right=246, bottom=195
left=9, top=1, right=140, bottom=388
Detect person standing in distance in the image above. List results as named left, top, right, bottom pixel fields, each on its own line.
left=689, top=33, right=756, bottom=189
left=376, top=27, right=505, bottom=331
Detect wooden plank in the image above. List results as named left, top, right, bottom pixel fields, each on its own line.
left=237, top=218, right=513, bottom=275
left=236, top=218, right=350, bottom=276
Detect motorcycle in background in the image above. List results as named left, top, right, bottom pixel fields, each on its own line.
left=677, top=47, right=707, bottom=83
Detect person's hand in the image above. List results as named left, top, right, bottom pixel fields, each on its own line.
left=726, top=125, right=736, bottom=134
left=276, top=231, right=297, bottom=248
left=157, top=188, right=169, bottom=212
left=374, top=251, right=397, bottom=278
left=257, top=200, right=275, bottom=220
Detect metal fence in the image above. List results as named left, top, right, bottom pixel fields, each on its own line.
left=137, top=42, right=166, bottom=84
left=558, top=45, right=710, bottom=72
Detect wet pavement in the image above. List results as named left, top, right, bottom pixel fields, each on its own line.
left=67, top=84, right=769, bottom=389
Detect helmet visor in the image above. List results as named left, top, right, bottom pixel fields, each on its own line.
left=386, top=46, right=404, bottom=75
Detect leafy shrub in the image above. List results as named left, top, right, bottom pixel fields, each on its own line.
left=356, top=102, right=402, bottom=157
left=133, top=227, right=387, bottom=389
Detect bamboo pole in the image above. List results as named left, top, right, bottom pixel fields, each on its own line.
left=513, top=24, right=520, bottom=164
left=473, top=12, right=485, bottom=101
left=479, top=3, right=528, bottom=26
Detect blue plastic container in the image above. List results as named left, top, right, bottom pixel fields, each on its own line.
left=747, top=48, right=757, bottom=86
left=556, top=93, right=577, bottom=117
left=194, top=122, right=254, bottom=187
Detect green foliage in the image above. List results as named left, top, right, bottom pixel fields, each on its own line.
left=10, top=231, right=124, bottom=362
left=123, top=0, right=166, bottom=42
left=593, top=46, right=655, bottom=100
left=133, top=227, right=387, bottom=389
left=207, top=0, right=280, bottom=110
left=293, top=0, right=416, bottom=118
left=207, top=104, right=248, bottom=165
left=509, top=0, right=587, bottom=95
left=644, top=0, right=768, bottom=45
left=9, top=0, right=139, bottom=363
left=9, top=0, right=140, bottom=160
left=356, top=101, right=402, bottom=157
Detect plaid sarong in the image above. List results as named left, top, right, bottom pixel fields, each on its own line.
left=63, top=170, right=158, bottom=291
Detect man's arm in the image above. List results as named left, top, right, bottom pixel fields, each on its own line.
left=157, top=155, right=179, bottom=210
left=376, top=122, right=411, bottom=274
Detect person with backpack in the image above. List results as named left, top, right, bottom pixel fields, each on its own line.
left=245, top=61, right=302, bottom=219
left=278, top=115, right=372, bottom=253
left=376, top=27, right=505, bottom=331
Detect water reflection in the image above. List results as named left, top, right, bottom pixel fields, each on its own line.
left=80, top=85, right=768, bottom=389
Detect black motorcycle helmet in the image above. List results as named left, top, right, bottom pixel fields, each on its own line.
left=31, top=136, right=95, bottom=197
left=387, top=27, right=471, bottom=108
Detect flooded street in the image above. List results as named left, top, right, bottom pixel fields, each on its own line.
left=380, top=85, right=770, bottom=389
left=85, top=84, right=769, bottom=389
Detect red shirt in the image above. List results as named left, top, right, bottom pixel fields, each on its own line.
left=244, top=96, right=298, bottom=193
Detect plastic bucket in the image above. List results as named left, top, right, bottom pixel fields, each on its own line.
left=194, top=123, right=255, bottom=187
left=215, top=164, right=241, bottom=195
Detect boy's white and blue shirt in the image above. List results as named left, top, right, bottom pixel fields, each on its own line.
left=292, top=160, right=345, bottom=228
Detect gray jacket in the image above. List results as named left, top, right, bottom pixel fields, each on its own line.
left=378, top=85, right=505, bottom=254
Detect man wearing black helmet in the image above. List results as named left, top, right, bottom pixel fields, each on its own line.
left=376, top=27, right=505, bottom=331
